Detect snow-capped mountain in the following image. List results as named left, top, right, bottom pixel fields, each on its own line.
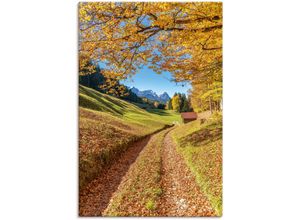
left=159, top=92, right=171, bottom=103
left=130, top=87, right=170, bottom=103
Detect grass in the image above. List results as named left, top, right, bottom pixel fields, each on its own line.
left=79, top=85, right=181, bottom=190
left=145, top=200, right=156, bottom=211
left=80, top=85, right=181, bottom=129
left=170, top=112, right=223, bottom=216
left=103, top=128, right=171, bottom=216
left=147, top=109, right=182, bottom=124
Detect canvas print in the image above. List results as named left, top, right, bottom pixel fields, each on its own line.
left=79, top=2, right=222, bottom=217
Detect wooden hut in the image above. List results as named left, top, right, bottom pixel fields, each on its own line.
left=181, top=112, right=197, bottom=124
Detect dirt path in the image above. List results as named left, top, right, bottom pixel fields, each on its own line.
left=79, top=127, right=215, bottom=216
left=158, top=131, right=215, bottom=216
left=79, top=135, right=151, bottom=216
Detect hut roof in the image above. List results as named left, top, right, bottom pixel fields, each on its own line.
left=181, top=112, right=197, bottom=120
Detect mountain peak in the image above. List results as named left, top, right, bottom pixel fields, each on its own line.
left=130, top=87, right=170, bottom=103
left=130, top=87, right=140, bottom=93
left=159, top=92, right=171, bottom=102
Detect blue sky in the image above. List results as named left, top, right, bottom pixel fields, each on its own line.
left=121, top=66, right=191, bottom=97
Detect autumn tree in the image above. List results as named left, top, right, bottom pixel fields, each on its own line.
left=153, top=101, right=165, bottom=109
left=153, top=101, right=159, bottom=108
left=79, top=2, right=222, bottom=108
left=189, top=95, right=194, bottom=111
left=172, top=95, right=180, bottom=112
left=166, top=99, right=173, bottom=110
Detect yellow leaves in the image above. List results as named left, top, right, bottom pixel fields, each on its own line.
left=79, top=2, right=222, bottom=103
left=152, top=13, right=174, bottom=29
left=172, top=95, right=181, bottom=112
left=79, top=8, right=87, bottom=22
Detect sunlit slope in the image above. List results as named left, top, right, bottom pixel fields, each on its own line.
left=171, top=113, right=222, bottom=216
left=79, top=85, right=181, bottom=189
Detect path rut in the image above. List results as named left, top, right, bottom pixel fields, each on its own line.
left=158, top=131, right=215, bottom=216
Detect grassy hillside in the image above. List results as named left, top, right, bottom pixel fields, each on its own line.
left=170, top=113, right=222, bottom=216
left=79, top=85, right=181, bottom=190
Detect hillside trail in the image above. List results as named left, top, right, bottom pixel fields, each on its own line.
left=79, top=125, right=215, bottom=216
left=79, top=135, right=151, bottom=216
left=158, top=131, right=215, bottom=216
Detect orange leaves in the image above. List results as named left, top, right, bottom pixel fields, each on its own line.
left=79, top=2, right=222, bottom=105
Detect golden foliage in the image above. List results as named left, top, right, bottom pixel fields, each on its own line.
left=79, top=2, right=222, bottom=110
left=172, top=95, right=180, bottom=112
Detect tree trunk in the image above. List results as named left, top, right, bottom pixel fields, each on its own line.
left=209, top=96, right=213, bottom=114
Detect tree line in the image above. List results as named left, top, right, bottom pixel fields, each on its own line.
left=79, top=60, right=143, bottom=103
left=166, top=93, right=193, bottom=113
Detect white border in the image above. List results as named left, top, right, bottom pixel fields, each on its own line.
left=0, top=1, right=300, bottom=219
